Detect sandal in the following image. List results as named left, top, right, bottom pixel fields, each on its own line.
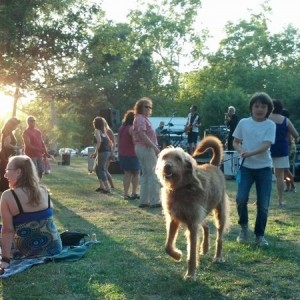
left=95, top=187, right=104, bottom=192
left=101, top=189, right=111, bottom=194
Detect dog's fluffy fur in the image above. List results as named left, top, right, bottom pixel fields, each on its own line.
left=155, top=136, right=229, bottom=280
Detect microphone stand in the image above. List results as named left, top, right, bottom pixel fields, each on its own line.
left=166, top=113, right=175, bottom=146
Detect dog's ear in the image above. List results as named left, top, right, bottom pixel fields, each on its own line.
left=184, top=158, right=193, bottom=173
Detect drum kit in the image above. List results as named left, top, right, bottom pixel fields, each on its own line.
left=205, top=125, right=229, bottom=148
left=157, top=114, right=187, bottom=150
left=158, top=122, right=230, bottom=152
left=157, top=127, right=186, bottom=150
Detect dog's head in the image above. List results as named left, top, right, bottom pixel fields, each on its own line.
left=156, top=147, right=198, bottom=190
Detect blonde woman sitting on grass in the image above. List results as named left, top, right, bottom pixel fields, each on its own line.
left=0, top=155, right=62, bottom=273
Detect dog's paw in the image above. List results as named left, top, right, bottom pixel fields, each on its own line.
left=213, top=256, right=225, bottom=263
left=166, top=248, right=182, bottom=261
left=173, top=250, right=182, bottom=261
left=184, top=272, right=196, bottom=281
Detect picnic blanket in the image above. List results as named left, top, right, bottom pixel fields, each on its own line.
left=0, top=240, right=99, bottom=279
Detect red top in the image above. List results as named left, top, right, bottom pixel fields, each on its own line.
left=23, top=128, right=45, bottom=158
left=118, top=124, right=136, bottom=156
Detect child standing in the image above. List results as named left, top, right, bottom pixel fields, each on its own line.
left=233, top=92, right=276, bottom=247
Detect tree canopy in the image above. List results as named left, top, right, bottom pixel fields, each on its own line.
left=1, top=1, right=300, bottom=149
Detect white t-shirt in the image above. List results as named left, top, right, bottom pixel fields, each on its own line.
left=186, top=113, right=200, bottom=133
left=233, top=117, right=276, bottom=169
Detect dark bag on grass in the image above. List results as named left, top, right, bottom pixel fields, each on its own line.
left=60, top=231, right=88, bottom=246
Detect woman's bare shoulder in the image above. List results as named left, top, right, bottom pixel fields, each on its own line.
left=0, top=189, right=13, bottom=202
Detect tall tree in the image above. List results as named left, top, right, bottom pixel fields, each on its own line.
left=180, top=4, right=300, bottom=129
left=81, top=21, right=162, bottom=115
left=129, top=0, right=204, bottom=106
left=0, top=0, right=100, bottom=116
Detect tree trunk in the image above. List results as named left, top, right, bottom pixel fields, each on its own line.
left=13, top=85, right=20, bottom=117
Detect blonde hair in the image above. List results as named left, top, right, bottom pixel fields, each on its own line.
left=9, top=155, right=42, bottom=206
left=1, top=117, right=21, bottom=134
left=102, top=118, right=110, bottom=131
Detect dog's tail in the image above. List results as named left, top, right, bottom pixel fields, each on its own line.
left=214, top=193, right=231, bottom=233
left=192, top=135, right=223, bottom=166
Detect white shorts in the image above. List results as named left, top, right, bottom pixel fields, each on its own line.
left=272, top=156, right=290, bottom=168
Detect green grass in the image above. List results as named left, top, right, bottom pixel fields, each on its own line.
left=1, top=157, right=300, bottom=300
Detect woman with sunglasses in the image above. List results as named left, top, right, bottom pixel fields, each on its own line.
left=132, top=97, right=161, bottom=208
left=0, top=155, right=62, bottom=273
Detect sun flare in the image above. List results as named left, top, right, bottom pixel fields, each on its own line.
left=0, top=92, right=14, bottom=119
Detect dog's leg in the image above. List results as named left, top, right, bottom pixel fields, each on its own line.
left=213, top=227, right=225, bottom=263
left=213, top=206, right=226, bottom=263
left=200, top=223, right=209, bottom=255
left=165, top=218, right=182, bottom=261
left=184, top=225, right=199, bottom=281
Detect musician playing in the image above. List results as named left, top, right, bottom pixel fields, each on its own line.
left=185, top=105, right=201, bottom=153
left=155, top=121, right=167, bottom=149
left=224, top=106, right=239, bottom=150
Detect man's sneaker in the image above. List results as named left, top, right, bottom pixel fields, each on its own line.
left=236, top=226, right=249, bottom=243
left=256, top=236, right=269, bottom=247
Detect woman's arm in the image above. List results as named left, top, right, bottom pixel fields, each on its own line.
left=0, top=192, right=15, bottom=269
left=107, top=128, right=115, bottom=160
left=3, top=135, right=19, bottom=151
left=107, top=128, right=115, bottom=148
left=90, top=129, right=102, bottom=158
left=287, top=119, right=300, bottom=141
left=139, top=131, right=160, bottom=155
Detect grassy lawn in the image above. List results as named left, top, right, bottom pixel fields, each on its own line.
left=1, top=157, right=300, bottom=300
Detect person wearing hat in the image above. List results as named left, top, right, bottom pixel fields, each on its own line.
left=0, top=117, right=22, bottom=192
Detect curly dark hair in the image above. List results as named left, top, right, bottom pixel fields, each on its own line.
left=122, top=110, right=134, bottom=125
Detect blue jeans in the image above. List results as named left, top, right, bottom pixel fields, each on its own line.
left=236, top=166, right=272, bottom=236
left=95, top=151, right=111, bottom=181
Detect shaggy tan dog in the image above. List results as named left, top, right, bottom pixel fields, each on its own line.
left=155, top=136, right=229, bottom=280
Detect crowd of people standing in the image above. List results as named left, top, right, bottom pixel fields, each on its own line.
left=0, top=92, right=299, bottom=274
left=79, top=94, right=300, bottom=251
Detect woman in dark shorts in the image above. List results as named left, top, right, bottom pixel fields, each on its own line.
left=118, top=110, right=140, bottom=200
